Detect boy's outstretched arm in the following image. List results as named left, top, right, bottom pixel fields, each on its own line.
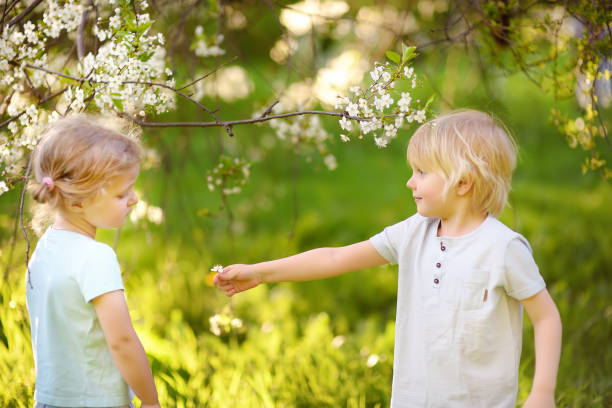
left=214, top=240, right=388, bottom=296
left=93, top=290, right=161, bottom=408
left=520, top=288, right=562, bottom=408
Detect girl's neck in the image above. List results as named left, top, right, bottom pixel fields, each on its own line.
left=53, top=212, right=97, bottom=239
left=437, top=210, right=488, bottom=237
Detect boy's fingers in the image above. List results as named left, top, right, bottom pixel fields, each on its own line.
left=218, top=265, right=243, bottom=280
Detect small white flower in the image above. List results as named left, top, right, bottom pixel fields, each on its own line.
left=398, top=92, right=412, bottom=112
left=340, top=134, right=350, bottom=142
left=8, top=121, right=18, bottom=134
left=324, top=154, right=337, bottom=170
left=346, top=102, right=359, bottom=117
left=334, top=96, right=349, bottom=110
left=366, top=354, right=379, bottom=367
left=339, top=116, right=353, bottom=131
left=109, top=15, right=121, bottom=29
left=331, top=335, right=345, bottom=348
left=374, top=135, right=389, bottom=148
left=382, top=71, right=391, bottom=82
left=0, top=181, right=8, bottom=195
left=211, top=264, right=224, bottom=273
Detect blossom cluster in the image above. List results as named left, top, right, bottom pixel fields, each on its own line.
left=192, top=26, right=226, bottom=57
left=334, top=47, right=429, bottom=148
left=206, top=156, right=251, bottom=196
left=0, top=0, right=175, bottom=193
left=129, top=199, right=164, bottom=225
left=209, top=305, right=246, bottom=338
left=265, top=102, right=337, bottom=171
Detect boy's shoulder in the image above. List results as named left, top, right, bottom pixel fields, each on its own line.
left=482, top=216, right=533, bottom=253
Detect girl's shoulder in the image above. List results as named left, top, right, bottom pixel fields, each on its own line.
left=41, top=227, right=118, bottom=259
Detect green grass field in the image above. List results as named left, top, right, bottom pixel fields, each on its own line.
left=1, top=66, right=610, bottom=407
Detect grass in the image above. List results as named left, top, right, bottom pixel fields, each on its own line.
left=1, top=60, right=611, bottom=406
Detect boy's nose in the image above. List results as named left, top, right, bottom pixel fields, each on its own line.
left=406, top=176, right=415, bottom=190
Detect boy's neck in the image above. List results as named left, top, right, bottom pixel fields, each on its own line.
left=437, top=210, right=488, bottom=237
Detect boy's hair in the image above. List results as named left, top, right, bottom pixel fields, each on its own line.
left=29, top=114, right=141, bottom=211
left=407, top=109, right=517, bottom=216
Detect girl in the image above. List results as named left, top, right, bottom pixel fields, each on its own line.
left=215, top=110, right=562, bottom=407
left=26, top=115, right=160, bottom=408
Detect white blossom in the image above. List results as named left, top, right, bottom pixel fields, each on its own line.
left=346, top=102, right=359, bottom=117
left=324, top=154, right=337, bottom=170
left=339, top=116, right=353, bottom=131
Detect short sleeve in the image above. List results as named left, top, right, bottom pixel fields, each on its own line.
left=76, top=243, right=125, bottom=302
left=503, top=237, right=546, bottom=300
left=369, top=216, right=415, bottom=265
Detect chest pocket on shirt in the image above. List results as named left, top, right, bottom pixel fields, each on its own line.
left=459, top=268, right=489, bottom=310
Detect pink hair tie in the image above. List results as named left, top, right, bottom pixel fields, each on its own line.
left=42, top=176, right=55, bottom=191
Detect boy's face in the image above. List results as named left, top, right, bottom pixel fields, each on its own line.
left=406, top=165, right=451, bottom=218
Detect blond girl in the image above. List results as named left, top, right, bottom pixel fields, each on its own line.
left=215, top=110, right=562, bottom=407
left=26, top=115, right=160, bottom=408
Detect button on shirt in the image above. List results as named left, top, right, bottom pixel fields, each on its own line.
left=370, top=214, right=546, bottom=408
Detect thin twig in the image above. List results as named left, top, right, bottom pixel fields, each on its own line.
left=118, top=109, right=365, bottom=129
left=176, top=56, right=238, bottom=91
left=20, top=152, right=34, bottom=289
left=259, top=100, right=279, bottom=118
left=7, top=0, right=42, bottom=27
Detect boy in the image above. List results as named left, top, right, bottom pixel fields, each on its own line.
left=215, top=110, right=562, bottom=407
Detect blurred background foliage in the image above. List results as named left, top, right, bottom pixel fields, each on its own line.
left=1, top=0, right=611, bottom=407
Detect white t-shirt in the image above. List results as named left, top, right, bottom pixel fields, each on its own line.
left=370, top=214, right=546, bottom=408
left=26, top=228, right=130, bottom=407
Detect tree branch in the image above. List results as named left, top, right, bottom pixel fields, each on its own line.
left=118, top=109, right=364, bottom=129
left=7, top=0, right=42, bottom=27
left=77, top=3, right=93, bottom=59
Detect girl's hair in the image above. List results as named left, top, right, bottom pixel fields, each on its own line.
left=407, top=109, right=517, bottom=217
left=29, top=114, right=141, bottom=211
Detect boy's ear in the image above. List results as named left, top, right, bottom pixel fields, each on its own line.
left=455, top=176, right=473, bottom=196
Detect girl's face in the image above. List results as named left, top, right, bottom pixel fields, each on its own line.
left=406, top=165, right=452, bottom=218
left=80, top=165, right=140, bottom=230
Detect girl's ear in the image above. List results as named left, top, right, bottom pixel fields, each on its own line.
left=70, top=202, right=84, bottom=213
left=456, top=176, right=473, bottom=196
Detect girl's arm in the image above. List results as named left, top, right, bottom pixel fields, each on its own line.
left=215, top=240, right=388, bottom=296
left=520, top=288, right=562, bottom=408
left=93, top=290, right=160, bottom=408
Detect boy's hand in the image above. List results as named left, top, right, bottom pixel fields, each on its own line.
left=522, top=390, right=555, bottom=408
left=141, top=404, right=161, bottom=408
left=214, top=264, right=262, bottom=296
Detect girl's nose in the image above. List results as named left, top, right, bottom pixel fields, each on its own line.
left=128, top=191, right=139, bottom=207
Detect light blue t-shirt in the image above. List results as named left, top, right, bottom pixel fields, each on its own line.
left=26, top=228, right=130, bottom=407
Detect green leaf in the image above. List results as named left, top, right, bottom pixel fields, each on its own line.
left=386, top=50, right=401, bottom=64
left=137, top=51, right=154, bottom=62
left=424, top=94, right=435, bottom=110
left=402, top=45, right=417, bottom=63
left=112, top=98, right=124, bottom=111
